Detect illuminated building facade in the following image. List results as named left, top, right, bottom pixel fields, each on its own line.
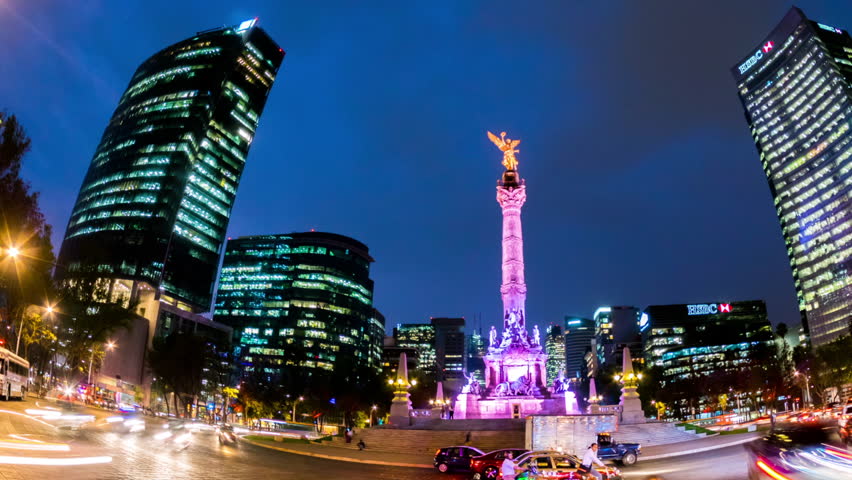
left=732, top=7, right=852, bottom=346
left=214, top=232, right=383, bottom=382
left=395, top=324, right=437, bottom=375
left=641, top=301, right=774, bottom=385
left=544, top=324, right=566, bottom=384
left=394, top=317, right=465, bottom=383
left=57, top=19, right=284, bottom=311
left=564, top=316, right=594, bottom=378
left=593, top=306, right=639, bottom=367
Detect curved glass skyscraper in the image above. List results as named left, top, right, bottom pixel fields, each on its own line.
left=58, top=19, right=284, bottom=311
left=214, top=232, right=384, bottom=383
left=732, top=7, right=852, bottom=346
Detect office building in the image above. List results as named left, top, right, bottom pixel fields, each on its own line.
left=395, top=324, right=436, bottom=374
left=544, top=324, right=567, bottom=385
left=214, top=232, right=383, bottom=383
left=432, top=317, right=465, bottom=381
left=58, top=19, right=283, bottom=311
left=593, top=306, right=640, bottom=367
left=563, top=316, right=594, bottom=378
left=732, top=7, right=852, bottom=346
left=54, top=19, right=284, bottom=390
left=641, top=300, right=774, bottom=384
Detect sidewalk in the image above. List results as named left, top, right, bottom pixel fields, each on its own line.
left=242, top=430, right=762, bottom=468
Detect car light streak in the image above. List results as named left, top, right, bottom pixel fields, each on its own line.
left=0, top=439, right=70, bottom=451
left=0, top=455, right=112, bottom=466
left=0, top=409, right=56, bottom=429
left=756, top=460, right=794, bottom=480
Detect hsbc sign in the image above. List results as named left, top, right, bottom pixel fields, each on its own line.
left=738, top=41, right=774, bottom=75
left=687, top=303, right=732, bottom=315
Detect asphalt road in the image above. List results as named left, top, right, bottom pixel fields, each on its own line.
left=0, top=398, right=749, bottom=480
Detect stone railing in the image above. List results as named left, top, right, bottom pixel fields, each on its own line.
left=410, top=409, right=434, bottom=417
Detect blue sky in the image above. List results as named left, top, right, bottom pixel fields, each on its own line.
left=3, top=1, right=851, bottom=335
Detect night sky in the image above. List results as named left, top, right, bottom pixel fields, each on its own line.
left=4, top=1, right=852, bottom=336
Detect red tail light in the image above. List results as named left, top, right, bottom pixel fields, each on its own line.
left=755, top=459, right=793, bottom=480
left=435, top=449, right=441, bottom=456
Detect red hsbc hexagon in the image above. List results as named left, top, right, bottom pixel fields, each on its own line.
left=719, top=303, right=732, bottom=313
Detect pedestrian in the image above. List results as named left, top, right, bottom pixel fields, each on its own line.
left=449, top=404, right=455, bottom=420
left=357, top=439, right=366, bottom=450
left=345, top=428, right=353, bottom=443
left=500, top=451, right=521, bottom=480
left=464, top=431, right=472, bottom=444
left=580, top=443, right=606, bottom=480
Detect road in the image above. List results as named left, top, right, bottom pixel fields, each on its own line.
left=0, top=398, right=748, bottom=480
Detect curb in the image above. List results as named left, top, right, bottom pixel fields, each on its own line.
left=241, top=437, right=434, bottom=469
left=641, top=434, right=758, bottom=460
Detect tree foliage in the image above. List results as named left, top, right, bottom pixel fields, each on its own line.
left=0, top=111, right=55, bottom=350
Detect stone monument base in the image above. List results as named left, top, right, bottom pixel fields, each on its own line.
left=454, top=394, right=572, bottom=420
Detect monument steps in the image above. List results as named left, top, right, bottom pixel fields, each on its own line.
left=613, top=422, right=705, bottom=446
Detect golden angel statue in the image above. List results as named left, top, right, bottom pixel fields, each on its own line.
left=487, top=131, right=521, bottom=171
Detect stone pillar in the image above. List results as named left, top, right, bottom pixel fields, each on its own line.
left=619, top=347, right=645, bottom=424
left=497, top=178, right=528, bottom=327
left=389, top=353, right=412, bottom=426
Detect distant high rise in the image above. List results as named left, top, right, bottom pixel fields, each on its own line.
left=57, top=19, right=284, bottom=311
left=593, top=306, right=639, bottom=366
left=544, top=324, right=566, bottom=384
left=563, top=316, right=594, bottom=378
left=432, top=317, right=466, bottom=381
left=732, top=7, right=852, bottom=346
left=214, top=232, right=383, bottom=383
left=395, top=317, right=465, bottom=382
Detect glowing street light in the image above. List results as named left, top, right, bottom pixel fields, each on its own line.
left=6, top=247, right=20, bottom=258
left=291, top=396, right=304, bottom=422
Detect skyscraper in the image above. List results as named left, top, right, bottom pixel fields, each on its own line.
left=58, top=19, right=284, bottom=312
left=544, top=324, right=566, bottom=384
left=593, top=306, right=639, bottom=366
left=732, top=7, right=852, bottom=346
left=214, top=232, right=383, bottom=383
left=563, top=316, right=594, bottom=378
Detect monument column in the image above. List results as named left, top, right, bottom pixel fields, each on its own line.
left=490, top=131, right=528, bottom=328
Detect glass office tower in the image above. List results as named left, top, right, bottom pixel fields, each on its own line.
left=732, top=7, right=852, bottom=346
left=58, top=19, right=284, bottom=311
left=214, top=232, right=383, bottom=381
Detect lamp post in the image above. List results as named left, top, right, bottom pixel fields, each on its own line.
left=291, top=396, right=304, bottom=422
left=370, top=405, right=377, bottom=426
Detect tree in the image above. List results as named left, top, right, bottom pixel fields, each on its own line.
left=148, top=332, right=210, bottom=417
left=56, top=277, right=137, bottom=384
left=0, top=111, right=55, bottom=353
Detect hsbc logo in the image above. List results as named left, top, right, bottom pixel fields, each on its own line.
left=738, top=41, right=775, bottom=75
left=687, top=303, right=732, bottom=315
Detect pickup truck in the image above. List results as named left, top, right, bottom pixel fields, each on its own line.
left=596, top=432, right=640, bottom=466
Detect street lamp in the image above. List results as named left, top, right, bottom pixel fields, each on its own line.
left=5, top=247, right=20, bottom=258
left=291, top=396, right=304, bottom=422
left=370, top=405, right=377, bottom=426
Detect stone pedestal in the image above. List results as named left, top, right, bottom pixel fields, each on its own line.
left=389, top=390, right=412, bottom=426
left=619, top=386, right=644, bottom=424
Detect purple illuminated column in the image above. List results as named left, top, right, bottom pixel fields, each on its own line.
left=497, top=174, right=527, bottom=330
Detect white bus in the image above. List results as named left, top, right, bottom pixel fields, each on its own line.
left=0, top=346, right=29, bottom=400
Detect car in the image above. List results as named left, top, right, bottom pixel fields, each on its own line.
left=595, top=433, right=640, bottom=466
left=744, top=421, right=852, bottom=479
left=433, top=445, right=485, bottom=473
left=217, top=424, right=238, bottom=445
left=470, top=448, right=529, bottom=479
left=514, top=451, right=622, bottom=479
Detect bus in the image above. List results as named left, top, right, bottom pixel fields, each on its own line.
left=0, top=346, right=29, bottom=400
